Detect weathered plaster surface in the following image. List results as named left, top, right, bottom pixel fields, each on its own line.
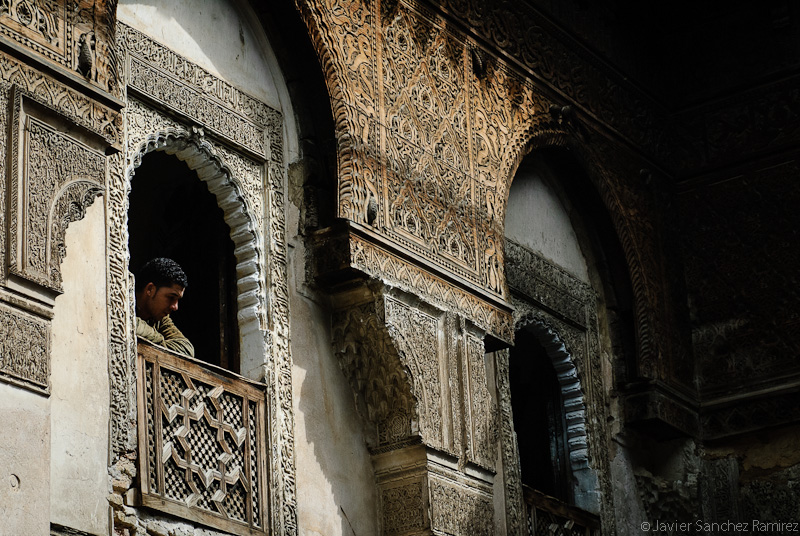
left=118, top=0, right=282, bottom=111
left=289, top=223, right=379, bottom=535
left=505, top=162, right=589, bottom=283
left=50, top=201, right=110, bottom=535
left=0, top=383, right=50, bottom=536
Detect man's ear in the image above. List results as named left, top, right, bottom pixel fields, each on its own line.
left=144, top=282, right=157, bottom=296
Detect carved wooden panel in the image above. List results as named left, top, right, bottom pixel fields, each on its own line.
left=137, top=343, right=267, bottom=536
left=0, top=0, right=120, bottom=95
left=7, top=87, right=105, bottom=293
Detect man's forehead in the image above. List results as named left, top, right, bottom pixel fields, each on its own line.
left=158, top=283, right=185, bottom=296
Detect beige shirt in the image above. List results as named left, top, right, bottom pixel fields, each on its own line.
left=136, top=314, right=195, bottom=357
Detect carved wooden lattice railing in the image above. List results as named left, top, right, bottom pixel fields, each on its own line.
left=136, top=342, right=268, bottom=535
left=523, top=486, right=601, bottom=536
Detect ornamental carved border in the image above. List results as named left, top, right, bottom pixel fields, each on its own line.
left=108, top=27, right=296, bottom=536
left=0, top=82, right=106, bottom=395
left=502, top=239, right=615, bottom=534
left=297, top=0, right=565, bottom=310
left=0, top=0, right=121, bottom=96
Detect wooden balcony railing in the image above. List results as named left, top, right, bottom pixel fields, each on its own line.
left=136, top=341, right=268, bottom=535
left=523, top=485, right=601, bottom=536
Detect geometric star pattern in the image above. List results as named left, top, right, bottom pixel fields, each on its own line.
left=138, top=345, right=266, bottom=534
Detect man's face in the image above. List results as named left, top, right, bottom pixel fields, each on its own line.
left=138, top=282, right=185, bottom=321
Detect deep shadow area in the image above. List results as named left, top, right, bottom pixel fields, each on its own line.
left=128, top=150, right=239, bottom=371
left=510, top=329, right=571, bottom=502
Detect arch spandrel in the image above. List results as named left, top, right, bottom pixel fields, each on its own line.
left=300, top=0, right=579, bottom=343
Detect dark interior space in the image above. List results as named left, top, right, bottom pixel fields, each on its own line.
left=128, top=150, right=239, bottom=371
left=510, top=329, right=571, bottom=503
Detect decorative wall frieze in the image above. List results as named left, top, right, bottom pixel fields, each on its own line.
left=315, top=225, right=514, bottom=345
left=119, top=23, right=278, bottom=161
left=505, top=238, right=594, bottom=328
left=701, top=388, right=800, bottom=441
left=0, top=0, right=121, bottom=97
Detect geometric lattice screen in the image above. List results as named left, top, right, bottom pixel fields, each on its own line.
left=137, top=343, right=268, bottom=535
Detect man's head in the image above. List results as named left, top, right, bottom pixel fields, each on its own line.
left=135, top=258, right=188, bottom=321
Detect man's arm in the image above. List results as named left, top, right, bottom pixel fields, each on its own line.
left=136, top=316, right=195, bottom=357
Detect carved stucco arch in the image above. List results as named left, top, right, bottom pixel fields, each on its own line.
left=503, top=126, right=655, bottom=380
left=292, top=1, right=361, bottom=220
left=127, top=127, right=267, bottom=340
left=513, top=311, right=601, bottom=512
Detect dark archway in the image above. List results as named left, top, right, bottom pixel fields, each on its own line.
left=128, top=150, right=239, bottom=371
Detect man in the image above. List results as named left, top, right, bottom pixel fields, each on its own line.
left=135, top=258, right=195, bottom=357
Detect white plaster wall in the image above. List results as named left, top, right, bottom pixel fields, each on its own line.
left=288, top=170, right=378, bottom=534
left=117, top=0, right=300, bottom=161
left=289, top=279, right=379, bottom=535
left=0, top=383, right=50, bottom=536
left=505, top=162, right=590, bottom=283
left=50, top=200, right=110, bottom=535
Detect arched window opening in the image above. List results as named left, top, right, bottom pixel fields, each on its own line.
left=510, top=329, right=572, bottom=503
left=128, top=150, right=239, bottom=372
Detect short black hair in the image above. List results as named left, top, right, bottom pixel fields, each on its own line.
left=135, top=258, right=188, bottom=292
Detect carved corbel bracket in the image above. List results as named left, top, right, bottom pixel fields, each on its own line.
left=331, top=283, right=426, bottom=451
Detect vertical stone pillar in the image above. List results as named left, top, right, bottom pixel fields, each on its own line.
left=332, top=283, right=498, bottom=535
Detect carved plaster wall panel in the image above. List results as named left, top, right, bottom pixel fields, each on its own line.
left=297, top=0, right=553, bottom=321
left=0, top=0, right=120, bottom=96
left=7, top=88, right=106, bottom=293
left=0, top=299, right=49, bottom=392
left=109, top=26, right=296, bottom=536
